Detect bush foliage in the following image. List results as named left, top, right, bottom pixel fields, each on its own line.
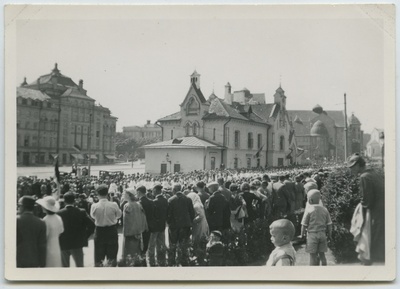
left=321, top=167, right=361, bottom=263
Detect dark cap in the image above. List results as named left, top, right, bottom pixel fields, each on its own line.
left=346, top=153, right=365, bottom=168
left=136, top=185, right=147, bottom=194
left=64, top=192, right=75, bottom=204
left=18, top=196, right=36, bottom=209
left=96, top=184, right=109, bottom=196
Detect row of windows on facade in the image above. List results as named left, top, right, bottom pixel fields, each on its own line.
left=17, top=134, right=113, bottom=150
left=176, top=127, right=287, bottom=151
left=18, top=97, right=95, bottom=109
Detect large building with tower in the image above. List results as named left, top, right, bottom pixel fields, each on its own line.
left=17, top=63, right=117, bottom=166
left=144, top=71, right=296, bottom=174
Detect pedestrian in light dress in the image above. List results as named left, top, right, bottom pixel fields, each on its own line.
left=36, top=196, right=64, bottom=267
left=187, top=192, right=209, bottom=245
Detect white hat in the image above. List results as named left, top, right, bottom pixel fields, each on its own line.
left=36, top=196, right=60, bottom=213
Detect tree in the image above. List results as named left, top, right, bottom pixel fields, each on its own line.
left=115, top=132, right=160, bottom=161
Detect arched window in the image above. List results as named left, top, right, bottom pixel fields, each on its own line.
left=248, top=132, right=253, bottom=149
left=280, top=136, right=285, bottom=151
left=193, top=122, right=199, bottom=136
left=185, top=122, right=191, bottom=136
left=186, top=97, right=200, bottom=115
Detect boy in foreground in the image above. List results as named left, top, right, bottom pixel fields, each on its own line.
left=266, top=219, right=296, bottom=266
left=301, top=189, right=332, bottom=266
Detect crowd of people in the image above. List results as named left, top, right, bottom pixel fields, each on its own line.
left=16, top=155, right=385, bottom=267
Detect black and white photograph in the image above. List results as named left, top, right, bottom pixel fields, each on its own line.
left=4, top=3, right=396, bottom=282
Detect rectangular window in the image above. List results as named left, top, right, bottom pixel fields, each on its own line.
left=234, top=131, right=240, bottom=148
left=248, top=133, right=253, bottom=149
left=272, top=133, right=275, bottom=150
left=96, top=131, right=100, bottom=137
left=247, top=158, right=251, bottom=169
left=225, top=127, right=229, bottom=146
left=258, top=134, right=262, bottom=149
left=171, top=130, right=174, bottom=139
left=234, top=157, right=238, bottom=169
left=257, top=158, right=260, bottom=168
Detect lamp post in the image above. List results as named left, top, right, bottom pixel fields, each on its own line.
left=379, top=131, right=384, bottom=168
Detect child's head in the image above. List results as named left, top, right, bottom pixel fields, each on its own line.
left=269, top=219, right=295, bottom=247
left=210, top=230, right=222, bottom=242
left=307, top=189, right=321, bottom=205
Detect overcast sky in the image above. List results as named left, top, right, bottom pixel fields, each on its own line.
left=15, top=5, right=394, bottom=134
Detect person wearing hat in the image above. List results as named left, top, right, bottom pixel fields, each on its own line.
left=240, top=182, right=261, bottom=224
left=196, top=181, right=210, bottom=206
left=347, top=153, right=385, bottom=264
left=206, top=230, right=224, bottom=266
left=271, top=175, right=291, bottom=219
left=90, top=184, right=122, bottom=267
left=205, top=181, right=231, bottom=232
left=17, top=196, right=47, bottom=267
left=57, top=192, right=95, bottom=267
left=36, top=196, right=64, bottom=267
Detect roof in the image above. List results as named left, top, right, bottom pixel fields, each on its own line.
left=144, top=136, right=225, bottom=149
left=288, top=110, right=345, bottom=127
left=310, top=120, right=329, bottom=136
left=17, top=87, right=51, bottom=101
left=61, top=87, right=94, bottom=100
left=251, top=103, right=275, bottom=122
left=158, top=111, right=182, bottom=122
left=348, top=113, right=361, bottom=125
left=191, top=83, right=207, bottom=103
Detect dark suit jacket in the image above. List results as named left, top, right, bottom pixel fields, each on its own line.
left=57, top=205, right=95, bottom=250
left=167, top=192, right=195, bottom=229
left=153, top=195, right=169, bottom=232
left=205, top=191, right=231, bottom=230
left=140, top=196, right=156, bottom=232
left=17, top=212, right=47, bottom=267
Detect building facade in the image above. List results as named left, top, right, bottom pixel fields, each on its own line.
left=366, top=128, right=384, bottom=158
left=144, top=71, right=296, bottom=174
left=17, top=64, right=117, bottom=166
left=288, top=106, right=363, bottom=163
left=122, top=120, right=161, bottom=139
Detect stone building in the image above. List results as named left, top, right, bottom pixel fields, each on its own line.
left=288, top=106, right=363, bottom=162
left=366, top=128, right=384, bottom=158
left=122, top=120, right=161, bottom=139
left=144, top=71, right=296, bottom=174
left=17, top=63, right=117, bottom=166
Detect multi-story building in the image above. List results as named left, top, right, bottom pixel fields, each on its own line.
left=288, top=106, right=363, bottom=162
left=17, top=63, right=117, bottom=166
left=366, top=128, right=384, bottom=158
left=144, top=71, right=296, bottom=174
left=122, top=120, right=161, bottom=139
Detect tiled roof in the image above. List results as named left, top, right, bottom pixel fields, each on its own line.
left=158, top=111, right=182, bottom=122
left=191, top=83, right=207, bottom=103
left=17, top=87, right=51, bottom=101
left=251, top=103, right=275, bottom=122
left=144, top=136, right=224, bottom=149
left=29, top=73, right=79, bottom=88
left=288, top=110, right=345, bottom=128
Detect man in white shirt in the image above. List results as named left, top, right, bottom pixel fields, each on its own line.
left=90, top=184, right=122, bottom=267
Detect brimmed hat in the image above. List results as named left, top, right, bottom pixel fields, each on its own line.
left=18, top=196, right=36, bottom=209
left=211, top=230, right=222, bottom=238
left=36, top=196, right=60, bottom=213
left=346, top=153, right=365, bottom=168
left=152, top=182, right=163, bottom=190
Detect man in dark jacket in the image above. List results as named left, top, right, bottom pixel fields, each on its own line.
left=148, top=182, right=169, bottom=266
left=205, top=186, right=231, bottom=232
left=57, top=192, right=95, bottom=267
left=167, top=183, right=195, bottom=266
left=137, top=185, right=155, bottom=259
left=240, top=182, right=261, bottom=224
left=272, top=175, right=291, bottom=218
left=17, top=196, right=47, bottom=268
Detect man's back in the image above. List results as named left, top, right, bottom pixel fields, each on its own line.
left=17, top=212, right=47, bottom=267
left=167, top=193, right=195, bottom=229
left=58, top=206, right=94, bottom=250
left=140, top=196, right=156, bottom=232
left=153, top=195, right=169, bottom=232
left=205, top=191, right=230, bottom=229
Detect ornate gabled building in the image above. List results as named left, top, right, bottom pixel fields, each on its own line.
left=288, top=106, right=363, bottom=162
left=17, top=63, right=117, bottom=166
left=144, top=71, right=296, bottom=174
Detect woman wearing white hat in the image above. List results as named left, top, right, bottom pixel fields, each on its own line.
left=36, top=196, right=64, bottom=267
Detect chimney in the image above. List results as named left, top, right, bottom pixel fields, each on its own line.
left=37, top=78, right=40, bottom=89
left=224, top=82, right=233, bottom=104
left=20, top=77, right=27, bottom=87
left=147, top=120, right=151, bottom=125
left=79, top=79, right=83, bottom=90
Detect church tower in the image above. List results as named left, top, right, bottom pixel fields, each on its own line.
left=190, top=70, right=201, bottom=89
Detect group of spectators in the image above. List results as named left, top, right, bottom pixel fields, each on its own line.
left=17, top=156, right=384, bottom=267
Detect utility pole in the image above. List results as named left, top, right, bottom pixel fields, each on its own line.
left=344, top=93, right=348, bottom=160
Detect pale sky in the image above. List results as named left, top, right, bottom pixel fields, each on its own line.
left=14, top=5, right=394, bottom=134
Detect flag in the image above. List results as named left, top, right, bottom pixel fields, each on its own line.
left=296, top=147, right=305, bottom=157
left=253, top=144, right=264, bottom=158
left=286, top=148, right=293, bottom=159
left=73, top=144, right=81, bottom=152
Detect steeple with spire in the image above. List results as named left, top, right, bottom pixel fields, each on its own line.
left=190, top=70, right=201, bottom=89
